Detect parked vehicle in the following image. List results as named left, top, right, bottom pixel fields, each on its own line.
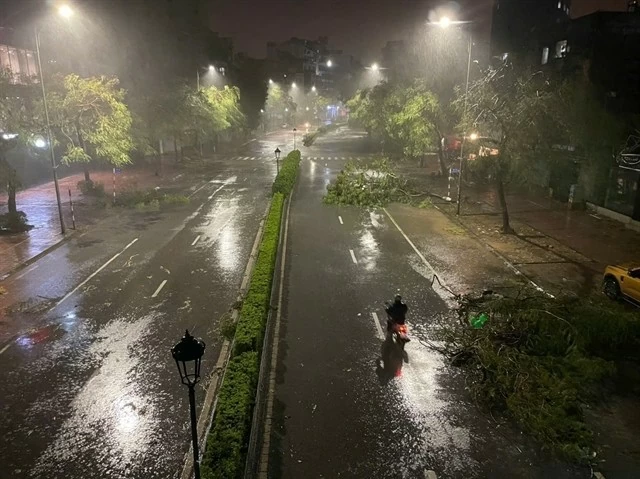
left=603, top=263, right=640, bottom=304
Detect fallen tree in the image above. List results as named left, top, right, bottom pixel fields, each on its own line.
left=423, top=291, right=640, bottom=463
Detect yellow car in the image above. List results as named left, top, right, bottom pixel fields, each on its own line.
left=603, top=263, right=640, bottom=303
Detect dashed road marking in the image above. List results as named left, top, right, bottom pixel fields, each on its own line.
left=349, top=249, right=358, bottom=264
left=54, top=238, right=139, bottom=309
left=0, top=342, right=11, bottom=356
left=188, top=183, right=208, bottom=198
left=151, top=279, right=168, bottom=298
left=338, top=215, right=344, bottom=225
left=371, top=312, right=385, bottom=340
left=191, top=235, right=201, bottom=246
left=16, top=263, right=40, bottom=280
left=208, top=184, right=225, bottom=200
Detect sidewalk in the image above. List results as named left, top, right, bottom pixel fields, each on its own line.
left=399, top=164, right=640, bottom=295
left=0, top=164, right=184, bottom=280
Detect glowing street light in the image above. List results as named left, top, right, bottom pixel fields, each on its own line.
left=268, top=78, right=274, bottom=84
left=260, top=109, right=264, bottom=113
left=326, top=59, right=333, bottom=67
left=438, top=16, right=452, bottom=28
left=311, top=85, right=316, bottom=92
left=58, top=4, right=74, bottom=18
left=469, top=132, right=479, bottom=141
left=291, top=82, right=297, bottom=88
left=208, top=65, right=215, bottom=71
left=371, top=62, right=379, bottom=71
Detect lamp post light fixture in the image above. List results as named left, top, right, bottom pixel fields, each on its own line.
left=268, top=78, right=274, bottom=84
left=326, top=59, right=333, bottom=67
left=293, top=128, right=297, bottom=150
left=291, top=82, right=297, bottom=88
left=171, top=330, right=206, bottom=479
left=35, top=4, right=74, bottom=236
left=430, top=14, right=474, bottom=216
left=311, top=85, right=316, bottom=92
left=371, top=62, right=379, bottom=71
left=468, top=132, right=479, bottom=141
left=274, top=147, right=281, bottom=174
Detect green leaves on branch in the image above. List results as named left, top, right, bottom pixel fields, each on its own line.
left=47, top=74, right=133, bottom=168
left=272, top=150, right=301, bottom=196
left=324, top=158, right=408, bottom=207
left=347, top=81, right=443, bottom=159
left=436, top=293, right=640, bottom=463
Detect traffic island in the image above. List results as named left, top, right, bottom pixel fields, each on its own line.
left=200, top=150, right=300, bottom=479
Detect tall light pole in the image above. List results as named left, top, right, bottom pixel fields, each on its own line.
left=197, top=65, right=215, bottom=90
left=35, top=4, right=75, bottom=235
left=432, top=16, right=473, bottom=216
left=293, top=128, right=297, bottom=150
left=274, top=147, right=281, bottom=174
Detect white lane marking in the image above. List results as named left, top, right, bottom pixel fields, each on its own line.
left=54, top=238, right=139, bottom=309
left=0, top=342, right=11, bottom=356
left=151, top=279, right=168, bottom=298
left=188, top=183, right=207, bottom=198
left=338, top=216, right=344, bottom=225
left=208, top=184, right=225, bottom=200
left=191, top=235, right=201, bottom=246
left=349, top=249, right=358, bottom=264
left=527, top=200, right=544, bottom=208
left=371, top=312, right=385, bottom=340
left=243, top=157, right=251, bottom=160
left=589, top=214, right=601, bottom=220
left=320, top=157, right=325, bottom=160
left=16, top=263, right=40, bottom=280
left=382, top=208, right=452, bottom=302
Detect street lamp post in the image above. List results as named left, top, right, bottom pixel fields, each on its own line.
left=171, top=330, right=206, bottom=479
left=432, top=15, right=473, bottom=216
left=293, top=128, right=297, bottom=150
left=274, top=147, right=281, bottom=174
left=35, top=25, right=66, bottom=235
left=456, top=32, right=473, bottom=216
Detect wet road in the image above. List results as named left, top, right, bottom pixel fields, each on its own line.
left=0, top=131, right=289, bottom=478
left=263, top=127, right=588, bottom=479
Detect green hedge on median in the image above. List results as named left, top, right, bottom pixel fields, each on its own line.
left=233, top=192, right=284, bottom=355
left=201, top=351, right=259, bottom=479
left=201, top=149, right=300, bottom=478
left=272, top=150, right=301, bottom=196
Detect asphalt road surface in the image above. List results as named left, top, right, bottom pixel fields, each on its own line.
left=0, top=130, right=291, bottom=479
left=262, top=127, right=588, bottom=479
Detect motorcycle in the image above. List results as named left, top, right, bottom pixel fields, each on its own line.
left=384, top=306, right=410, bottom=350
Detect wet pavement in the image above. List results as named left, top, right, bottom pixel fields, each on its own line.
left=0, top=130, right=292, bottom=478
left=263, top=128, right=589, bottom=478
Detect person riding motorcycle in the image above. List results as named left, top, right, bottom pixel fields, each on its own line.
left=385, top=294, right=408, bottom=331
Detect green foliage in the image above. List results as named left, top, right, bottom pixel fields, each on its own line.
left=324, top=158, right=408, bottom=207
left=48, top=74, right=133, bottom=168
left=0, top=211, right=31, bottom=233
left=302, top=123, right=339, bottom=147
left=437, top=293, right=640, bottom=463
left=265, top=83, right=296, bottom=116
left=201, top=351, right=259, bottom=479
left=115, top=189, right=189, bottom=209
left=77, top=180, right=106, bottom=197
left=233, top=193, right=284, bottom=354
left=272, top=150, right=301, bottom=196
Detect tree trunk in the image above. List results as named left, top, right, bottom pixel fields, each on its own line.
left=495, top=162, right=514, bottom=234
left=419, top=155, right=425, bottom=168
left=173, top=137, right=179, bottom=163
left=7, top=179, right=17, bottom=214
left=84, top=165, right=91, bottom=183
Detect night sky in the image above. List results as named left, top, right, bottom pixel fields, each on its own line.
left=206, top=0, right=630, bottom=61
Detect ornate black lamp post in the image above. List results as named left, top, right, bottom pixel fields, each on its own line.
left=172, top=330, right=206, bottom=479
left=274, top=147, right=281, bottom=174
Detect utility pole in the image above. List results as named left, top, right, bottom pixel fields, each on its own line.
left=456, top=32, right=473, bottom=216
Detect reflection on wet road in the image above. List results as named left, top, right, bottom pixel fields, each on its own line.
left=0, top=133, right=289, bottom=478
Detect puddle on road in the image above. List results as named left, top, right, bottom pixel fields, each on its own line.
left=32, top=312, right=168, bottom=477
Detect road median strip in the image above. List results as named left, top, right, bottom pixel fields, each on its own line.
left=200, top=150, right=301, bottom=479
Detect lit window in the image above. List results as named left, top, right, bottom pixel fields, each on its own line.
left=541, top=47, right=549, bottom=65
left=555, top=40, right=568, bottom=58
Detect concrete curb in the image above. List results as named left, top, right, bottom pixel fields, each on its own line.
left=0, top=228, right=80, bottom=282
